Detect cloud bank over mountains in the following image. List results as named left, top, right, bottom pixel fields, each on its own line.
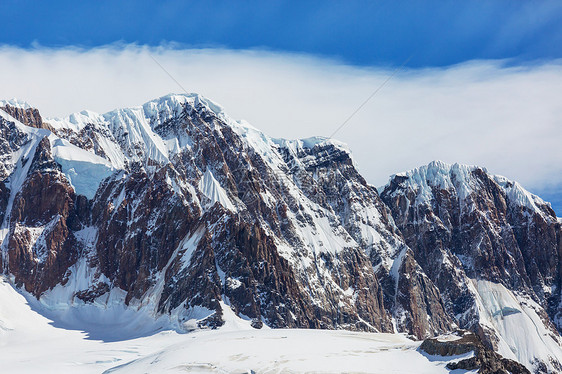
left=0, top=44, right=560, bottom=201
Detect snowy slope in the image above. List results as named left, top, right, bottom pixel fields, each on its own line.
left=469, top=280, right=562, bottom=373
left=49, top=137, right=115, bottom=199
left=104, top=329, right=473, bottom=374
left=198, top=169, right=236, bottom=212
left=0, top=277, right=473, bottom=374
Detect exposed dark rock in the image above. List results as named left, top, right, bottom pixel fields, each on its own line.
left=420, top=330, right=530, bottom=374
left=381, top=161, right=562, bottom=370
left=74, top=282, right=111, bottom=303
left=6, top=136, right=80, bottom=294
left=1, top=104, right=54, bottom=131
left=393, top=249, right=454, bottom=338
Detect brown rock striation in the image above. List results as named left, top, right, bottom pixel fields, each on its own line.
left=1, top=104, right=54, bottom=131
left=5, top=136, right=82, bottom=294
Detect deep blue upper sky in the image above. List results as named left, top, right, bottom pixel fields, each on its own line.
left=1, top=0, right=562, bottom=68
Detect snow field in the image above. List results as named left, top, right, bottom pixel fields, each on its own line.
left=0, top=277, right=474, bottom=374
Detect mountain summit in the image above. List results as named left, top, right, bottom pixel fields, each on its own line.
left=0, top=94, right=561, bottom=372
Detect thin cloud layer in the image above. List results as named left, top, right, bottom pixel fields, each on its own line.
left=0, top=45, right=560, bottom=195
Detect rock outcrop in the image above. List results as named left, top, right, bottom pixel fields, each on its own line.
left=420, top=330, right=530, bottom=374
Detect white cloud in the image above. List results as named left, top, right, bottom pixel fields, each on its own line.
left=0, top=44, right=561, bottom=191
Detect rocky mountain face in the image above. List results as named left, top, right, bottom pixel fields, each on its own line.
left=380, top=161, right=562, bottom=372
left=0, top=95, right=561, bottom=372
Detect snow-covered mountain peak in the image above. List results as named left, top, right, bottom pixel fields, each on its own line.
left=393, top=160, right=484, bottom=183
left=387, top=160, right=555, bottom=222
left=1, top=93, right=562, bottom=372
left=273, top=136, right=350, bottom=152
left=47, top=109, right=106, bottom=131
left=0, top=98, right=33, bottom=110
left=1, top=94, right=360, bottom=196
left=45, top=93, right=223, bottom=132
left=493, top=174, right=555, bottom=221
left=387, top=160, right=485, bottom=203
left=122, top=93, right=225, bottom=126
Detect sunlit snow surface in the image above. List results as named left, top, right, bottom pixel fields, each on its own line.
left=0, top=278, right=475, bottom=374
left=50, top=137, right=115, bottom=199
left=198, top=169, right=237, bottom=212
left=470, top=280, right=562, bottom=372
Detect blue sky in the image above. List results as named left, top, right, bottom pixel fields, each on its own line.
left=1, top=1, right=561, bottom=214
left=2, top=1, right=562, bottom=67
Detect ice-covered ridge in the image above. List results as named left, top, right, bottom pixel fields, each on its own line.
left=0, top=109, right=52, bottom=256
left=0, top=98, right=32, bottom=110
left=4, top=94, right=352, bottom=164
left=48, top=110, right=107, bottom=131
left=197, top=169, right=237, bottom=212
left=45, top=94, right=246, bottom=168
left=470, top=279, right=562, bottom=372
left=386, top=160, right=553, bottom=219
left=0, top=106, right=48, bottom=137
left=387, top=161, right=482, bottom=204
left=45, top=93, right=224, bottom=132
left=0, top=100, right=118, bottom=200
left=273, top=136, right=350, bottom=152
left=493, top=175, right=553, bottom=219
left=141, top=93, right=225, bottom=125
left=46, top=94, right=354, bottom=168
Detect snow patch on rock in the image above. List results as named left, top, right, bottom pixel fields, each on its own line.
left=50, top=137, right=115, bottom=199
left=197, top=169, right=236, bottom=212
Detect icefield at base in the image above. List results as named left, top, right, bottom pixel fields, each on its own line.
left=0, top=277, right=476, bottom=374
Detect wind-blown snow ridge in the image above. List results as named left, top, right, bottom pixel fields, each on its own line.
left=197, top=169, right=237, bottom=212
left=273, top=136, right=350, bottom=151
left=493, top=174, right=553, bottom=218
left=0, top=98, right=32, bottom=110
left=46, top=93, right=224, bottom=132
left=389, top=160, right=482, bottom=202
left=386, top=160, right=552, bottom=219
left=45, top=93, right=356, bottom=169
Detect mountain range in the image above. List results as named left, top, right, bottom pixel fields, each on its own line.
left=0, top=94, right=560, bottom=373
